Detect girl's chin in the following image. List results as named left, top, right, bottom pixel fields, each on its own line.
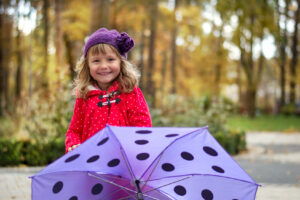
left=97, top=82, right=113, bottom=90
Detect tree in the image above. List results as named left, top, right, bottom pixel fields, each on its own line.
left=170, top=0, right=178, bottom=94
left=138, top=20, right=146, bottom=90
left=0, top=1, right=13, bottom=115
left=289, top=0, right=300, bottom=105
left=55, top=0, right=64, bottom=67
left=146, top=0, right=159, bottom=107
left=42, top=0, right=50, bottom=88
left=274, top=0, right=290, bottom=107
left=62, top=0, right=90, bottom=80
left=15, top=0, right=24, bottom=101
left=230, top=0, right=275, bottom=117
left=90, top=0, right=110, bottom=33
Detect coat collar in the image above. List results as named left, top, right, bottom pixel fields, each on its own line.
left=87, top=81, right=120, bottom=97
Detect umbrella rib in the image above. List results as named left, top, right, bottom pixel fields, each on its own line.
left=103, top=185, right=134, bottom=200
left=143, top=175, right=192, bottom=194
left=107, top=125, right=136, bottom=181
left=141, top=152, right=164, bottom=191
left=88, top=172, right=137, bottom=194
left=118, top=192, right=161, bottom=200
left=120, top=149, right=136, bottom=181
left=140, top=127, right=205, bottom=180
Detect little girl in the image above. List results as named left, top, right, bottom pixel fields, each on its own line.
left=65, top=28, right=152, bottom=153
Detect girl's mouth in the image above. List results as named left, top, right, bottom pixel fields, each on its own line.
left=98, top=72, right=111, bottom=75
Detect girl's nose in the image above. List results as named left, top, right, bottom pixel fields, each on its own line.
left=99, top=61, right=108, bottom=69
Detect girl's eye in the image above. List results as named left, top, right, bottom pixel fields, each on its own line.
left=108, top=58, right=115, bottom=61
left=92, top=59, right=99, bottom=63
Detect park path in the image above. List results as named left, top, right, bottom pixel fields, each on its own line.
left=234, top=131, right=300, bottom=199
left=0, top=131, right=300, bottom=200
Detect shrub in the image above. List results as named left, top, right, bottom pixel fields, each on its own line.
left=151, top=94, right=245, bottom=155
left=0, top=139, right=23, bottom=166
left=0, top=138, right=65, bottom=166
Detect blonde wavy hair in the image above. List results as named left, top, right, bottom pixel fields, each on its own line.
left=74, top=44, right=140, bottom=99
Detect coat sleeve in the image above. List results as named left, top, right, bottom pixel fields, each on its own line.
left=127, top=87, right=152, bottom=127
left=65, top=98, right=86, bottom=153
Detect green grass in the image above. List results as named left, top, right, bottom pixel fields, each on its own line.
left=227, top=115, right=300, bottom=132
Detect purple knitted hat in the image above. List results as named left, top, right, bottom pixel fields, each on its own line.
left=83, top=28, right=134, bottom=58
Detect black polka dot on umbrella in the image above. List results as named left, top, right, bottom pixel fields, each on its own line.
left=136, top=153, right=150, bottom=160
left=174, top=185, right=186, bottom=196
left=162, top=163, right=175, bottom=172
left=181, top=151, right=194, bottom=161
left=203, top=146, right=218, bottom=156
left=136, top=130, right=152, bottom=134
left=165, top=133, right=179, bottom=138
left=107, top=158, right=120, bottom=167
left=135, top=140, right=149, bottom=145
left=201, top=189, right=214, bottom=200
left=212, top=165, right=225, bottom=173
left=52, top=181, right=63, bottom=194
left=97, top=137, right=109, bottom=146
left=65, top=154, right=80, bottom=163
left=232, top=199, right=239, bottom=200
left=91, top=183, right=103, bottom=195
left=69, top=196, right=78, bottom=200
left=87, top=155, right=100, bottom=163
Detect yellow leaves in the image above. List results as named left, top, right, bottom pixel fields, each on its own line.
left=62, top=0, right=90, bottom=41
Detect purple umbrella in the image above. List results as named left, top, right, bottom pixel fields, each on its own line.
left=31, top=125, right=259, bottom=200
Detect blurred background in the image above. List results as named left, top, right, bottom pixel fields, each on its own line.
left=0, top=0, right=300, bottom=166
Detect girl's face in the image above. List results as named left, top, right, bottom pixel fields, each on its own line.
left=88, top=45, right=121, bottom=90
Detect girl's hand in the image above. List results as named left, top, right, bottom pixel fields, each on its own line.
left=68, top=144, right=80, bottom=152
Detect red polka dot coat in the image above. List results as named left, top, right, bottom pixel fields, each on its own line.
left=65, top=81, right=152, bottom=153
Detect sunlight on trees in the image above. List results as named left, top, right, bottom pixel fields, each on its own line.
left=0, top=0, right=299, bottom=139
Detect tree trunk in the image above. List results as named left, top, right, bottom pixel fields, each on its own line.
left=63, top=34, right=77, bottom=81
left=42, top=0, right=49, bottom=88
left=240, top=10, right=259, bottom=118
left=0, top=10, right=13, bottom=116
left=0, top=12, right=3, bottom=116
left=90, top=0, right=110, bottom=33
left=0, top=12, right=5, bottom=116
left=146, top=0, right=158, bottom=107
left=214, top=26, right=224, bottom=97
left=139, top=20, right=146, bottom=91
left=110, top=0, right=118, bottom=29
left=27, top=4, right=33, bottom=100
left=170, top=0, right=178, bottom=94
left=244, top=12, right=256, bottom=118
left=55, top=0, right=64, bottom=67
left=246, top=86, right=257, bottom=118
left=15, top=14, right=23, bottom=100
left=289, top=0, right=300, bottom=105
left=236, top=61, right=242, bottom=110
left=160, top=51, right=168, bottom=98
left=280, top=0, right=289, bottom=106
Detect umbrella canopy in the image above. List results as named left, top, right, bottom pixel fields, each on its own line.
left=31, top=125, right=259, bottom=200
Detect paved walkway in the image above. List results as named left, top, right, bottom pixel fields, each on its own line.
left=234, top=131, right=300, bottom=200
left=0, top=131, right=299, bottom=200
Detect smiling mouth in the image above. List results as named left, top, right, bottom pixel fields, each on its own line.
left=97, top=72, right=111, bottom=75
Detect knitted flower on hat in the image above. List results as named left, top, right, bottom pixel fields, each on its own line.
left=84, top=28, right=135, bottom=59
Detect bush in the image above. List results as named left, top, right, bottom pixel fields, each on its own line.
left=23, top=88, right=74, bottom=142
left=281, top=103, right=300, bottom=116
left=0, top=138, right=65, bottom=166
left=214, top=130, right=246, bottom=155
left=0, top=139, right=23, bottom=166
left=0, top=93, right=245, bottom=166
left=151, top=94, right=245, bottom=155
